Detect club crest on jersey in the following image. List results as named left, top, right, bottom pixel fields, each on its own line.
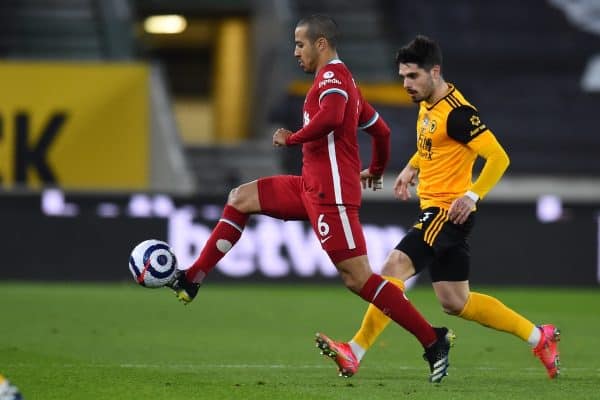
left=430, top=120, right=437, bottom=133
left=323, top=71, right=334, bottom=79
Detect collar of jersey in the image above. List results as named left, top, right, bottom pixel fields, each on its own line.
left=424, top=83, right=456, bottom=110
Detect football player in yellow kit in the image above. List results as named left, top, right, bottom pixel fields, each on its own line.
left=315, top=35, right=560, bottom=381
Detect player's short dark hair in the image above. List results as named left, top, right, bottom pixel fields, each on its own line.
left=296, top=14, right=338, bottom=49
left=395, top=35, right=442, bottom=70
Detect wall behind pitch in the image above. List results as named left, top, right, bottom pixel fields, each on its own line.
left=0, top=62, right=149, bottom=190
left=0, top=191, right=597, bottom=286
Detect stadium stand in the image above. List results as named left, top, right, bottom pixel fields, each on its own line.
left=1, top=1, right=598, bottom=195
left=264, top=1, right=600, bottom=202
left=379, top=1, right=600, bottom=176
left=268, top=1, right=600, bottom=205
left=0, top=0, right=134, bottom=59
left=0, top=0, right=195, bottom=193
left=293, top=0, right=396, bottom=81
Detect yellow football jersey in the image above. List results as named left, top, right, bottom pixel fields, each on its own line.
left=412, top=84, right=494, bottom=209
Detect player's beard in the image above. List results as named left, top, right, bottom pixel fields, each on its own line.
left=408, top=89, right=426, bottom=103
left=414, top=78, right=435, bottom=103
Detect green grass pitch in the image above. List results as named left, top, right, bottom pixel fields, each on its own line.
left=1, top=282, right=598, bottom=399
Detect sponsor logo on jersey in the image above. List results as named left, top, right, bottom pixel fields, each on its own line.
left=320, top=236, right=332, bottom=244
left=417, top=133, right=433, bottom=160
left=303, top=111, right=310, bottom=127
left=323, top=71, right=335, bottom=79
left=419, top=211, right=434, bottom=222
left=318, top=78, right=342, bottom=88
left=469, top=115, right=487, bottom=136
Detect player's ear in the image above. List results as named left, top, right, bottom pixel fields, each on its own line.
left=316, top=37, right=327, bottom=51
left=430, top=65, right=441, bottom=81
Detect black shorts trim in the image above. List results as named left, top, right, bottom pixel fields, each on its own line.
left=395, top=207, right=475, bottom=282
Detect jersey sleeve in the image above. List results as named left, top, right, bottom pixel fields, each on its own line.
left=358, top=99, right=379, bottom=130
left=286, top=94, right=346, bottom=144
left=315, top=65, right=349, bottom=105
left=408, top=151, right=420, bottom=169
left=286, top=65, right=349, bottom=145
left=358, top=94, right=390, bottom=176
left=466, top=130, right=510, bottom=199
left=446, top=105, right=489, bottom=143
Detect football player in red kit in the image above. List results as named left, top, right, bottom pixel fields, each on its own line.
left=168, top=15, right=454, bottom=382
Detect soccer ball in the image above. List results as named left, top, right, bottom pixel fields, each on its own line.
left=0, top=375, right=22, bottom=400
left=128, top=239, right=178, bottom=288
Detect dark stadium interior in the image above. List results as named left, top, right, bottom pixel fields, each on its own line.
left=1, top=0, right=598, bottom=189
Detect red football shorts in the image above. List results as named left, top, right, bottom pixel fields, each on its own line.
left=257, top=175, right=367, bottom=264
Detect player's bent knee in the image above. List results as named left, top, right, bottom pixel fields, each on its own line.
left=337, top=269, right=369, bottom=294
left=341, top=276, right=363, bottom=294
left=227, top=189, right=245, bottom=211
left=440, top=300, right=464, bottom=315
left=227, top=183, right=259, bottom=214
left=381, top=250, right=415, bottom=279
left=335, top=256, right=371, bottom=293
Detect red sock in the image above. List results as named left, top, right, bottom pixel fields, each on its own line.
left=360, top=274, right=437, bottom=348
left=186, top=205, right=248, bottom=282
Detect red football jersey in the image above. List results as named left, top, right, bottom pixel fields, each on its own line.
left=287, top=60, right=383, bottom=206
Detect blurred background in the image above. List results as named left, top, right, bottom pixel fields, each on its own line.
left=0, top=0, right=598, bottom=286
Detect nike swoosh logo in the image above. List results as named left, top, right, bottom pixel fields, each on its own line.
left=320, top=236, right=332, bottom=244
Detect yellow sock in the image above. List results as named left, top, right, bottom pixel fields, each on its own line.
left=351, top=276, right=405, bottom=349
left=458, top=291, right=535, bottom=341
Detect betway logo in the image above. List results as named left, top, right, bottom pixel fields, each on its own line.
left=318, top=78, right=342, bottom=88
left=168, top=208, right=408, bottom=279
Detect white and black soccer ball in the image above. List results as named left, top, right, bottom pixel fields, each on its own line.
left=0, top=375, right=23, bottom=400
left=128, top=239, right=178, bottom=288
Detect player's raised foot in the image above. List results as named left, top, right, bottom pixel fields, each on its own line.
left=532, top=324, right=561, bottom=379
left=423, top=327, right=455, bottom=383
left=167, top=269, right=200, bottom=304
left=315, top=332, right=359, bottom=378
